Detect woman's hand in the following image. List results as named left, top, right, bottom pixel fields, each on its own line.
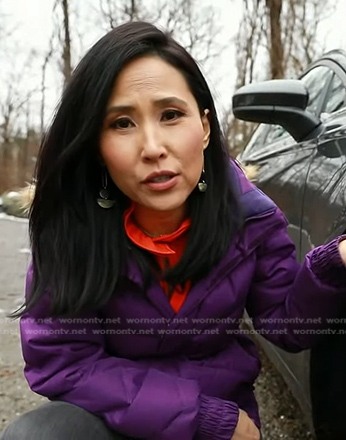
left=231, top=409, right=260, bottom=440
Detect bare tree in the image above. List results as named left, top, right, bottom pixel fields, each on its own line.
left=235, top=0, right=266, bottom=89
left=53, top=0, right=73, bottom=87
left=0, top=3, right=17, bottom=44
left=281, top=0, right=337, bottom=76
left=40, top=37, right=55, bottom=137
left=233, top=0, right=338, bottom=82
left=62, top=0, right=72, bottom=86
left=158, top=0, right=223, bottom=67
left=0, top=4, right=45, bottom=192
left=60, top=0, right=72, bottom=86
left=266, top=0, right=284, bottom=79
left=0, top=76, right=36, bottom=192
left=224, top=0, right=266, bottom=155
left=95, top=0, right=223, bottom=74
left=97, top=0, right=149, bottom=28
left=263, top=0, right=337, bottom=78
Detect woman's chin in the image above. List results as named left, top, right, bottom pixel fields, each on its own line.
left=135, top=196, right=188, bottom=214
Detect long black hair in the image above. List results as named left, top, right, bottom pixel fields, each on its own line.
left=10, top=21, right=244, bottom=319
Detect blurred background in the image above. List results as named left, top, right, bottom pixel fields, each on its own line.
left=1, top=1, right=346, bottom=438
left=1, top=0, right=346, bottom=196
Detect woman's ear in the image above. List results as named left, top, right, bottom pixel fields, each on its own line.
left=202, top=109, right=211, bottom=150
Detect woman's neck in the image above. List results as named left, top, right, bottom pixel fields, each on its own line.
left=132, top=203, right=187, bottom=237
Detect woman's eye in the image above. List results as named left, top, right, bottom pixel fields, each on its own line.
left=109, top=118, right=133, bottom=129
left=162, top=110, right=183, bottom=121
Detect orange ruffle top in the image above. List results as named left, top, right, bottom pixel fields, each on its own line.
left=124, top=205, right=191, bottom=312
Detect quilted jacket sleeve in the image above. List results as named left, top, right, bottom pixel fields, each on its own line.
left=246, top=207, right=346, bottom=352
left=21, top=266, right=239, bottom=440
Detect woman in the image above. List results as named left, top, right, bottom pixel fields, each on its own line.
left=2, top=21, right=346, bottom=440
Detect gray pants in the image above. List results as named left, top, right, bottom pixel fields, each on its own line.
left=0, top=400, right=265, bottom=439
left=0, top=401, right=131, bottom=440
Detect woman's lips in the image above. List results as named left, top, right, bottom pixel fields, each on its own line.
left=143, top=175, right=179, bottom=191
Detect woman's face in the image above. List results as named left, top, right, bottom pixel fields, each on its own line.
left=99, top=55, right=210, bottom=216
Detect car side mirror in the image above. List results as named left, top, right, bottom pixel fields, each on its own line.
left=232, top=79, right=324, bottom=142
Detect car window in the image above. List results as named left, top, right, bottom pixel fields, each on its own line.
left=263, top=124, right=291, bottom=146
left=300, top=66, right=333, bottom=115
left=242, top=66, right=334, bottom=154
left=241, top=124, right=269, bottom=152
left=323, top=73, right=346, bottom=114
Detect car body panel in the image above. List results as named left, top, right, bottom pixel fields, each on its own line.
left=236, top=50, right=346, bottom=437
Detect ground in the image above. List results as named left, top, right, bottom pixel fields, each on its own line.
left=0, top=215, right=313, bottom=439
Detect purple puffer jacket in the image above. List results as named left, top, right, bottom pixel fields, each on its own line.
left=20, top=160, right=346, bottom=440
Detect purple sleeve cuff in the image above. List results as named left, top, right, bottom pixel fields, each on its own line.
left=197, top=394, right=239, bottom=440
left=310, top=235, right=346, bottom=287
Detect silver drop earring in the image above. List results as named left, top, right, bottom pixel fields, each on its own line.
left=97, top=170, right=116, bottom=209
left=198, top=168, right=208, bottom=193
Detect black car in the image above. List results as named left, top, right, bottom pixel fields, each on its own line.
left=233, top=49, right=346, bottom=440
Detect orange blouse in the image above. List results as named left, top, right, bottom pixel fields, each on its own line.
left=124, top=205, right=191, bottom=313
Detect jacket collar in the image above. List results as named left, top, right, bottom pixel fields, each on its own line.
left=124, top=159, right=277, bottom=317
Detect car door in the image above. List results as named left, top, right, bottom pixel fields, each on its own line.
left=300, top=71, right=346, bottom=251
left=299, top=67, right=346, bottom=440
left=238, top=63, right=343, bottom=424
left=239, top=65, right=337, bottom=257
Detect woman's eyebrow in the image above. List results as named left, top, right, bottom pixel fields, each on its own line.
left=105, top=97, right=188, bottom=115
left=105, top=105, right=134, bottom=115
left=153, top=97, right=188, bottom=108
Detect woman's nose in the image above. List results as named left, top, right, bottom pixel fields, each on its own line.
left=140, top=126, right=167, bottom=160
